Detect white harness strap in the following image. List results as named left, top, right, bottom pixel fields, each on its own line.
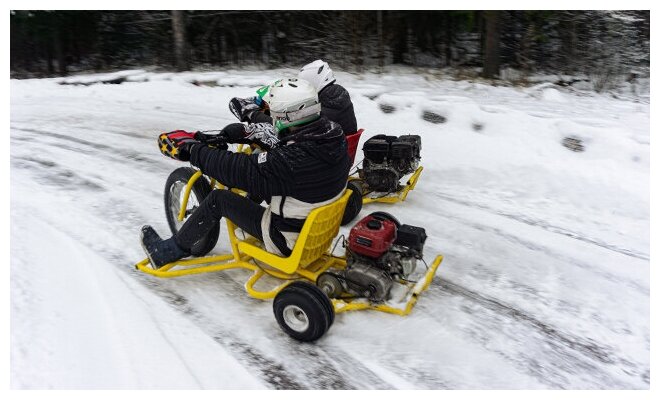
left=260, top=188, right=346, bottom=255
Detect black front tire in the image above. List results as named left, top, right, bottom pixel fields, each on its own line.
left=164, top=167, right=220, bottom=257
left=273, top=281, right=335, bottom=342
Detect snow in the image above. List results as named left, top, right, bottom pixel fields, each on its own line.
left=10, top=67, right=650, bottom=389
left=11, top=193, right=264, bottom=389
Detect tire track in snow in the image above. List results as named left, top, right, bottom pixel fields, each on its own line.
left=11, top=127, right=165, bottom=171
left=12, top=156, right=107, bottom=192
left=140, top=272, right=395, bottom=389
left=420, top=279, right=647, bottom=388
left=429, top=207, right=648, bottom=294
left=133, top=277, right=392, bottom=389
left=431, top=191, right=649, bottom=261
left=150, top=286, right=308, bottom=389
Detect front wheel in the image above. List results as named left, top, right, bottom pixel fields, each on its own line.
left=164, top=167, right=220, bottom=256
left=273, top=281, right=335, bottom=342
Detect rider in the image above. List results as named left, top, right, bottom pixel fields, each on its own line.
left=228, top=60, right=358, bottom=143
left=141, top=78, right=350, bottom=268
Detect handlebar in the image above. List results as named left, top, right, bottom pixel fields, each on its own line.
left=196, top=131, right=228, bottom=145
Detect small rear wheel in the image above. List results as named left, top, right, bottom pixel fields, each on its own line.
left=164, top=167, right=220, bottom=256
left=274, top=281, right=335, bottom=341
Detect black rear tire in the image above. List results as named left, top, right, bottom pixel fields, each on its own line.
left=164, top=167, right=220, bottom=257
left=273, top=281, right=334, bottom=342
left=341, top=180, right=364, bottom=226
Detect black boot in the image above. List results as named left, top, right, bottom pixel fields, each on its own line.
left=140, top=225, right=190, bottom=269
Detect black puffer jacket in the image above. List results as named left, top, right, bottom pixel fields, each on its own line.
left=318, top=83, right=358, bottom=134
left=251, top=83, right=358, bottom=135
left=189, top=116, right=349, bottom=255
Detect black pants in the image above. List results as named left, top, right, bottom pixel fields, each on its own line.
left=175, top=190, right=290, bottom=256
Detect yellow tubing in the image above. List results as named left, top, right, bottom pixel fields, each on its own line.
left=177, top=170, right=204, bottom=221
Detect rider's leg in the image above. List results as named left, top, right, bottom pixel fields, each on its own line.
left=175, top=189, right=265, bottom=250
left=142, top=190, right=289, bottom=268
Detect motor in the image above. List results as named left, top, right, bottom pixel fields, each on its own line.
left=360, top=134, right=421, bottom=193
left=318, top=212, right=427, bottom=302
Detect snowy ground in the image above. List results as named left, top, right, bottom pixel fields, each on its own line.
left=10, top=68, right=649, bottom=389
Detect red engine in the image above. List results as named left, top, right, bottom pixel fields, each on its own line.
left=348, top=214, right=397, bottom=258
left=323, top=212, right=427, bottom=301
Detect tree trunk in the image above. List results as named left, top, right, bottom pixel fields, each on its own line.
left=482, top=10, right=500, bottom=79
left=444, top=13, right=453, bottom=67
left=377, top=10, right=384, bottom=71
left=171, top=10, right=189, bottom=71
left=54, top=26, right=67, bottom=75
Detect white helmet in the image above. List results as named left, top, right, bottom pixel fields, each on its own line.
left=298, top=59, right=336, bottom=92
left=263, top=78, right=322, bottom=133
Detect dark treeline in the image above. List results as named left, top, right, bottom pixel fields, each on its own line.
left=10, top=10, right=650, bottom=83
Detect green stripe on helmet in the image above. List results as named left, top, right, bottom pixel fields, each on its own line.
left=274, top=114, right=320, bottom=134
left=256, top=85, right=269, bottom=99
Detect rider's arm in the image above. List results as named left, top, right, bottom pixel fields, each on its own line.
left=188, top=144, right=292, bottom=199
left=220, top=122, right=280, bottom=151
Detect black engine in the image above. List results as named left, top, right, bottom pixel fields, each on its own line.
left=360, top=134, right=421, bottom=193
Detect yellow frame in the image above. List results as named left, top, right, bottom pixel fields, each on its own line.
left=354, top=166, right=424, bottom=205
left=137, top=170, right=443, bottom=315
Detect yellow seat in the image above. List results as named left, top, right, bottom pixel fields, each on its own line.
left=233, top=190, right=352, bottom=274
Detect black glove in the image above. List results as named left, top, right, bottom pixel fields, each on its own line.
left=220, top=123, right=248, bottom=142
left=191, top=131, right=229, bottom=150
left=158, top=130, right=199, bottom=161
left=229, top=97, right=261, bottom=123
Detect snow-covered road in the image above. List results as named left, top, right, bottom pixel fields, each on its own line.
left=10, top=69, right=650, bottom=389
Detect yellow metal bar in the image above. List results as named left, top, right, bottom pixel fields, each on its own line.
left=399, top=166, right=423, bottom=202
left=362, top=195, right=398, bottom=205
left=361, top=166, right=424, bottom=205
left=244, top=269, right=292, bottom=299
left=178, top=170, right=204, bottom=221
left=135, top=254, right=298, bottom=299
left=155, top=253, right=236, bottom=272
left=135, top=257, right=256, bottom=277
left=226, top=219, right=244, bottom=261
